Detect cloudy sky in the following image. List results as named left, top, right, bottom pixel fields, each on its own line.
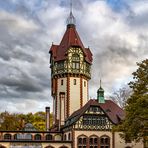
left=0, top=0, right=148, bottom=113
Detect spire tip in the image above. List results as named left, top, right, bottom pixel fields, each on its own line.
left=67, top=0, right=76, bottom=26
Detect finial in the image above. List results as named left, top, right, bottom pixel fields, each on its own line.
left=67, top=0, right=76, bottom=26
left=70, top=0, right=72, bottom=13
left=100, top=79, right=102, bottom=88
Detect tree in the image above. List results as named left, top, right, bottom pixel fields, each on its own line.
left=118, top=59, right=148, bottom=145
left=0, top=112, right=21, bottom=130
left=110, top=86, right=132, bottom=108
left=0, top=111, right=53, bottom=131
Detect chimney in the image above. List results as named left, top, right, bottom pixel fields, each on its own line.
left=45, top=107, right=50, bottom=131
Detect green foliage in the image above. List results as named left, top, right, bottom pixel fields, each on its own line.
left=0, top=112, right=22, bottom=130
left=118, top=59, right=148, bottom=142
left=0, top=111, right=53, bottom=131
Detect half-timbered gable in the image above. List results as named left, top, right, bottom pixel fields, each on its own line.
left=63, top=99, right=125, bottom=131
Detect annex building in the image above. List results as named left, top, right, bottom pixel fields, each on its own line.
left=0, top=8, right=144, bottom=148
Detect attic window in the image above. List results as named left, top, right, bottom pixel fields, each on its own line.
left=89, top=106, right=101, bottom=113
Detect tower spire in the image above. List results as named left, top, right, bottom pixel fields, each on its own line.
left=67, top=0, right=76, bottom=26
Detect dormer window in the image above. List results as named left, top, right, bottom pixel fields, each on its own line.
left=72, top=54, right=80, bottom=70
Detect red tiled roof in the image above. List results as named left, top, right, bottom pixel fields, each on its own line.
left=65, top=99, right=125, bottom=126
left=50, top=24, right=93, bottom=64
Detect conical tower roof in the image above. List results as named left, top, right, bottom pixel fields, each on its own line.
left=50, top=12, right=93, bottom=64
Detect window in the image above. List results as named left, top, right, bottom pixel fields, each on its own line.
left=34, top=134, right=41, bottom=140
left=85, top=63, right=90, bottom=73
left=72, top=62, right=80, bottom=69
left=45, top=146, right=55, bottom=148
left=0, top=145, right=6, bottom=148
left=24, top=133, right=32, bottom=140
left=60, top=92, right=65, bottom=101
left=89, top=136, right=99, bottom=148
left=46, top=134, right=52, bottom=140
left=68, top=133, right=71, bottom=140
left=84, top=81, right=86, bottom=87
left=78, top=135, right=88, bottom=148
left=14, top=134, right=17, bottom=140
left=72, top=54, right=80, bottom=71
left=57, top=61, right=64, bottom=70
left=83, top=115, right=107, bottom=127
left=61, top=79, right=63, bottom=85
left=100, top=136, right=110, bottom=148
left=4, top=134, right=11, bottom=140
left=74, top=79, right=76, bottom=85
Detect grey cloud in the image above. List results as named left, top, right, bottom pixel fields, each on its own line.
left=0, top=72, right=42, bottom=92
left=0, top=0, right=148, bottom=113
left=127, top=11, right=148, bottom=28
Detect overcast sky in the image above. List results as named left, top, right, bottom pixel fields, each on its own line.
left=0, top=0, right=148, bottom=113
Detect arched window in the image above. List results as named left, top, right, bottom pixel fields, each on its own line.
left=89, top=135, right=99, bottom=148
left=45, top=146, right=55, bottom=148
left=64, top=134, right=67, bottom=141
left=72, top=54, right=80, bottom=71
left=3, top=134, right=11, bottom=140
left=68, top=133, right=71, bottom=140
left=100, top=136, right=110, bottom=148
left=34, top=134, right=41, bottom=140
left=59, top=146, right=68, bottom=148
left=46, top=134, right=53, bottom=140
left=0, top=145, right=6, bottom=148
left=13, top=134, right=17, bottom=140
left=77, top=135, right=88, bottom=148
left=54, top=134, right=62, bottom=140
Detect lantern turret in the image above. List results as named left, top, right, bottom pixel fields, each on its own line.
left=97, top=80, right=105, bottom=103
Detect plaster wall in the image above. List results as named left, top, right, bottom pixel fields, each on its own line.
left=57, top=78, right=67, bottom=121
left=82, top=79, right=88, bottom=105
left=69, top=77, right=80, bottom=114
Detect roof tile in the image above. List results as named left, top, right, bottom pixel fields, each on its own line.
left=50, top=25, right=93, bottom=64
